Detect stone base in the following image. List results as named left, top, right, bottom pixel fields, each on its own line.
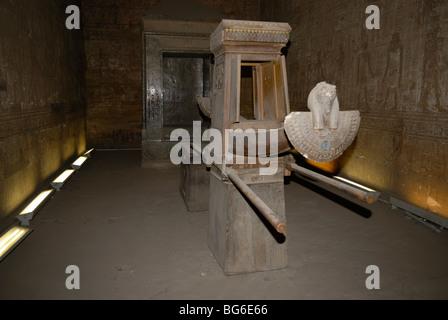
left=180, top=163, right=210, bottom=212
left=208, top=165, right=287, bottom=275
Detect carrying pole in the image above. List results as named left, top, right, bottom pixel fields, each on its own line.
left=226, top=167, right=287, bottom=234
left=286, top=162, right=376, bottom=204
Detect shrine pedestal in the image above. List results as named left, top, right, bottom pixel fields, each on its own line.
left=208, top=165, right=287, bottom=275
left=180, top=163, right=210, bottom=212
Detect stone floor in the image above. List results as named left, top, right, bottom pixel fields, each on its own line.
left=0, top=150, right=447, bottom=300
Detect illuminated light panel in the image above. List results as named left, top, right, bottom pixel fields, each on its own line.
left=51, top=169, right=75, bottom=191
left=334, top=176, right=377, bottom=192
left=71, top=156, right=88, bottom=170
left=0, top=226, right=32, bottom=262
left=20, top=190, right=54, bottom=215
left=17, top=189, right=54, bottom=225
left=53, top=169, right=75, bottom=183
left=83, top=148, right=95, bottom=158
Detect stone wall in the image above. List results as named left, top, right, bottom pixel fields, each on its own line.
left=0, top=0, right=86, bottom=226
left=261, top=0, right=448, bottom=218
left=82, top=0, right=261, bottom=149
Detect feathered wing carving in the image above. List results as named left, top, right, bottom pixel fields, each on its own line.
left=284, top=111, right=360, bottom=163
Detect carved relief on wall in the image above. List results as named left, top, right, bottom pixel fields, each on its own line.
left=419, top=21, right=442, bottom=112
left=357, top=40, right=375, bottom=111
left=382, top=32, right=403, bottom=111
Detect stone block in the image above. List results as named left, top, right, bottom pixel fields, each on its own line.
left=179, top=163, right=210, bottom=212
left=208, top=166, right=287, bottom=275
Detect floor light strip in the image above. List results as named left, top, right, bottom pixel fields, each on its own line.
left=17, top=189, right=55, bottom=225
left=51, top=169, right=75, bottom=191
left=83, top=148, right=95, bottom=158
left=0, top=226, right=33, bottom=262
left=71, top=156, right=88, bottom=170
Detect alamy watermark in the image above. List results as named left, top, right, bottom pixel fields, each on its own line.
left=65, top=4, right=379, bottom=31
left=65, top=5, right=80, bottom=30
left=365, top=265, right=380, bottom=290
left=170, top=121, right=279, bottom=176
left=365, top=5, right=380, bottom=30
left=65, top=265, right=80, bottom=290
